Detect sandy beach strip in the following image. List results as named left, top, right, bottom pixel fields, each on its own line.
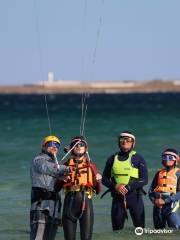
left=1, top=80, right=180, bottom=94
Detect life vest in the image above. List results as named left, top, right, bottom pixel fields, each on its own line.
left=154, top=167, right=179, bottom=194
left=111, top=150, right=139, bottom=185
left=63, top=157, right=95, bottom=195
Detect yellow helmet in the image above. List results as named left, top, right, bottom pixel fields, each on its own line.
left=42, top=135, right=61, bottom=146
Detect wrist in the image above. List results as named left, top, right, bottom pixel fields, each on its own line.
left=125, top=185, right=131, bottom=191
left=164, top=197, right=171, bottom=204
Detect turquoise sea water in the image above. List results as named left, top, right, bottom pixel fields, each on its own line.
left=0, top=93, right=180, bottom=239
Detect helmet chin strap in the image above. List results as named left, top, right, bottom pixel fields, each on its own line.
left=74, top=153, right=84, bottom=158
left=121, top=149, right=132, bottom=154
left=73, top=149, right=86, bottom=159
left=120, top=145, right=134, bottom=153
left=46, top=150, right=54, bottom=158
left=118, top=139, right=135, bottom=151
left=162, top=161, right=176, bottom=168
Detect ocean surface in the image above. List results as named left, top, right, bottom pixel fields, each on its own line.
left=0, top=93, right=180, bottom=240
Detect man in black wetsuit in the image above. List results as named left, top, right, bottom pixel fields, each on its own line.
left=102, top=131, right=148, bottom=231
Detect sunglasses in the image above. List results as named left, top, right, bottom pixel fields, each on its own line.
left=46, top=141, right=60, bottom=149
left=162, top=155, right=176, bottom=161
left=119, top=137, right=133, bottom=143
left=74, top=142, right=86, bottom=147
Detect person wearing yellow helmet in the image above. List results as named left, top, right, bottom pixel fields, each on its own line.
left=42, top=135, right=61, bottom=146
left=30, top=135, right=70, bottom=240
left=41, top=135, right=61, bottom=158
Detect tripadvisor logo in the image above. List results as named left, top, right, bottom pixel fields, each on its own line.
left=135, top=227, right=173, bottom=235
left=135, top=227, right=143, bottom=235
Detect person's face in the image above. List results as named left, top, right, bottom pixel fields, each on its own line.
left=119, top=137, right=134, bottom=152
left=46, top=141, right=60, bottom=156
left=162, top=154, right=176, bottom=167
left=73, top=142, right=86, bottom=156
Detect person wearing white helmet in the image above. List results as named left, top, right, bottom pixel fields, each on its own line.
left=102, top=131, right=148, bottom=231
left=30, top=135, right=70, bottom=240
left=149, top=148, right=180, bottom=229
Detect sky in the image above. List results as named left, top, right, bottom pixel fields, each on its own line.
left=0, top=0, right=180, bottom=85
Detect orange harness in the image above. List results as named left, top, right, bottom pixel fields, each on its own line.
left=63, top=157, right=95, bottom=192
left=154, top=167, right=179, bottom=194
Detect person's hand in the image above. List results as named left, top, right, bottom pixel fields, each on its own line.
left=58, top=165, right=71, bottom=175
left=64, top=146, right=69, bottom=153
left=154, top=198, right=165, bottom=208
left=64, top=166, right=71, bottom=174
left=54, top=163, right=60, bottom=169
left=115, top=184, right=128, bottom=195
left=95, top=173, right=102, bottom=181
left=63, top=175, right=71, bottom=183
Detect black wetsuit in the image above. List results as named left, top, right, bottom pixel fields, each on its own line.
left=102, top=150, right=148, bottom=230
left=62, top=191, right=94, bottom=240
left=62, top=160, right=101, bottom=240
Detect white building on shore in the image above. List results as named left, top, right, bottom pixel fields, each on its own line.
left=37, top=72, right=81, bottom=87
left=37, top=72, right=137, bottom=88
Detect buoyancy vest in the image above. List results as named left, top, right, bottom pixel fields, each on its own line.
left=63, top=157, right=95, bottom=194
left=111, top=150, right=139, bottom=185
left=154, top=167, right=179, bottom=194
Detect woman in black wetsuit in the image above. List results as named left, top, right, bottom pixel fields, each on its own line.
left=58, top=136, right=102, bottom=240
